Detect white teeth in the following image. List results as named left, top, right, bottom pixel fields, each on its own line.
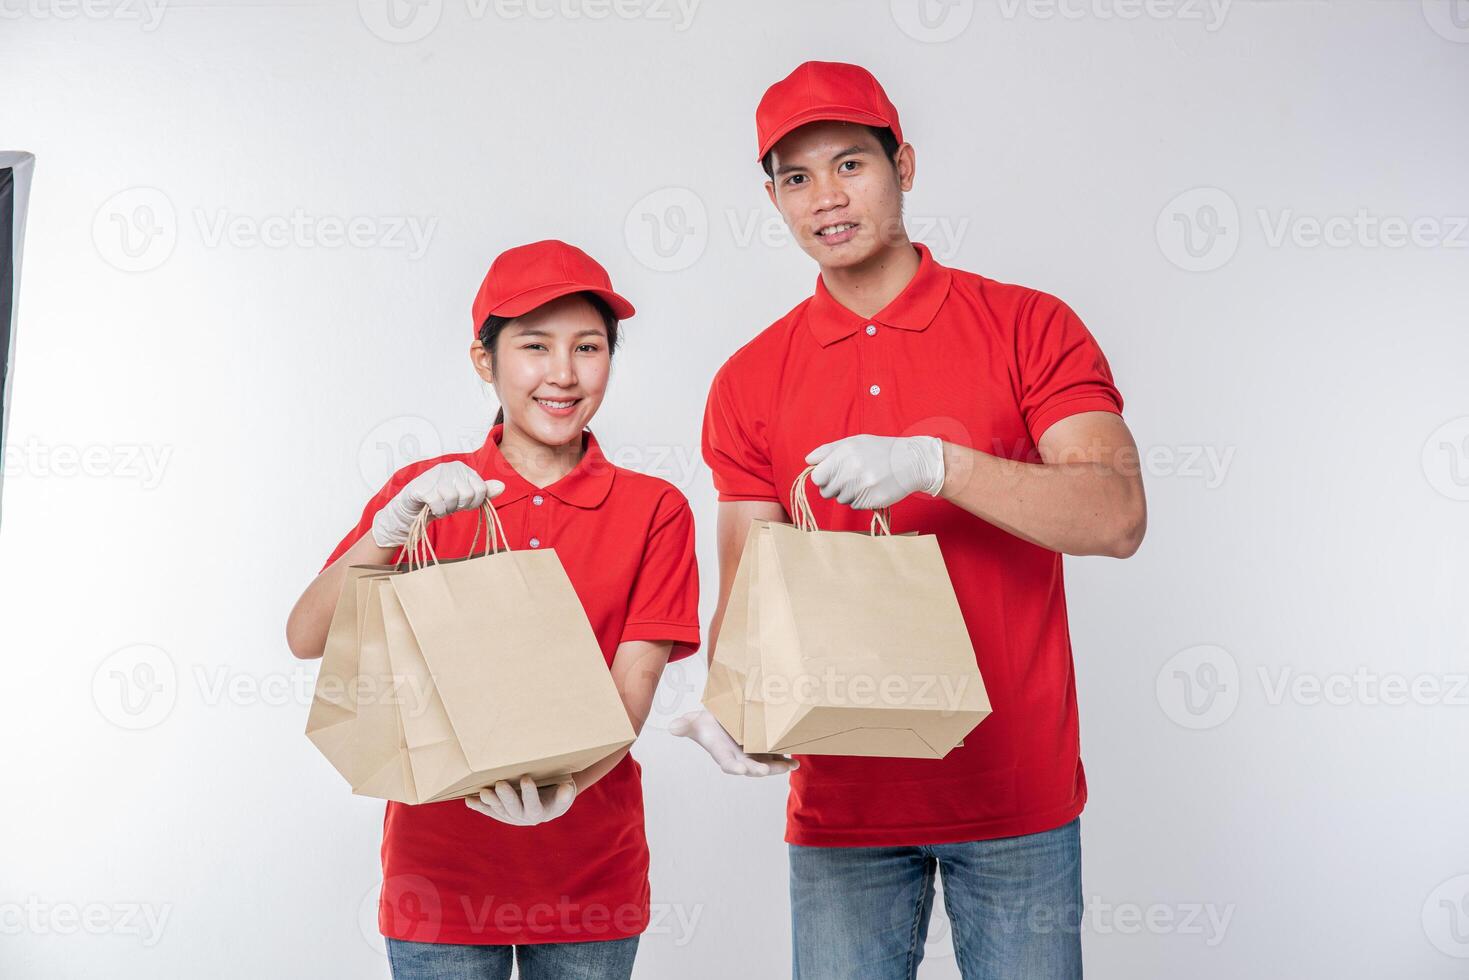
left=818, top=223, right=856, bottom=237
left=536, top=398, right=576, bottom=409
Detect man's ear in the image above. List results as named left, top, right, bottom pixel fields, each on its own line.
left=895, top=143, right=916, bottom=193
left=764, top=179, right=778, bottom=209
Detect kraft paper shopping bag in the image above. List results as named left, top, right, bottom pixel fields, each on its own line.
left=305, top=561, right=419, bottom=801
left=704, top=465, right=991, bottom=758
left=307, top=500, right=636, bottom=804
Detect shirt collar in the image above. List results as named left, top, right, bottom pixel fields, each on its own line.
left=806, top=242, right=954, bottom=348
left=469, top=423, right=615, bottom=509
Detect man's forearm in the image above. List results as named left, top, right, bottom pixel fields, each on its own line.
left=937, top=441, right=1145, bottom=558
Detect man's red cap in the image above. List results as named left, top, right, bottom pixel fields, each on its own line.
left=755, top=61, right=903, bottom=163
left=471, top=239, right=635, bottom=335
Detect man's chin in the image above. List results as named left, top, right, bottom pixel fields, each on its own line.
left=803, top=238, right=884, bottom=272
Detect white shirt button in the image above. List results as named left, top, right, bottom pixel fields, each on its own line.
left=528, top=537, right=541, bottom=548
left=865, top=324, right=877, bottom=336
left=532, top=495, right=544, bottom=506
left=869, top=384, right=881, bottom=396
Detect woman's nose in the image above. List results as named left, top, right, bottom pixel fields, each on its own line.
left=547, top=353, right=576, bottom=385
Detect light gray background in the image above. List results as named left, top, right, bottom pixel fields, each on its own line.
left=4, top=1, right=1467, bottom=977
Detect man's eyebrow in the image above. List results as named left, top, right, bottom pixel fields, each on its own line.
left=774, top=144, right=869, bottom=177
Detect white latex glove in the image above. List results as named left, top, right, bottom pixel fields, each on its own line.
left=464, top=775, right=577, bottom=827
left=371, top=461, right=505, bottom=548
left=669, top=709, right=799, bottom=777
left=805, top=435, right=945, bottom=510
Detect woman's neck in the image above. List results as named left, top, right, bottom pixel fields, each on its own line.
left=497, top=420, right=585, bottom=489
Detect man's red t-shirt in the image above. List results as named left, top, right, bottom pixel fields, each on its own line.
left=320, top=424, right=700, bottom=944
left=703, top=243, right=1123, bottom=847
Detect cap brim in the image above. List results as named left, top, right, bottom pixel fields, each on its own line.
left=757, top=106, right=895, bottom=161
left=489, top=282, right=636, bottom=321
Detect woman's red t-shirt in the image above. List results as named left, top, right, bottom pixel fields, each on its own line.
left=319, top=424, right=700, bottom=945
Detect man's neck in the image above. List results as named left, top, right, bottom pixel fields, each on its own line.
left=497, top=422, right=585, bottom=489
left=818, top=239, right=921, bottom=320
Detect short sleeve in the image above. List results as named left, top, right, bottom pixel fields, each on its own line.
left=702, top=359, right=780, bottom=502
left=620, top=489, right=702, bottom=662
left=1015, top=291, right=1124, bottom=444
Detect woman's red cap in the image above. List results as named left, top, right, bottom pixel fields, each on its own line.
left=471, top=240, right=635, bottom=335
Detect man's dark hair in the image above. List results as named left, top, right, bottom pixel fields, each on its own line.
left=478, top=291, right=620, bottom=427
left=761, top=125, right=901, bottom=179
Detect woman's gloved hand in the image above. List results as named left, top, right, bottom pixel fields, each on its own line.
left=670, top=709, right=799, bottom=777
left=371, top=461, right=505, bottom=548
left=465, top=775, right=577, bottom=827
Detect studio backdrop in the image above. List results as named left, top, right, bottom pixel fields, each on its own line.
left=3, top=4, right=1467, bottom=979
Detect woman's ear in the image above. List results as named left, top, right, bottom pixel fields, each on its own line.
left=470, top=340, right=495, bottom=384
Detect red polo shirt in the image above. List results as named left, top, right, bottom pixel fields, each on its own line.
left=320, top=424, right=700, bottom=944
left=703, top=243, right=1123, bottom=847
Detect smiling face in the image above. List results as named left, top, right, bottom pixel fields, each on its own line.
left=471, top=292, right=611, bottom=449
left=764, top=120, right=915, bottom=273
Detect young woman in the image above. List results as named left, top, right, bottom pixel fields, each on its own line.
left=286, top=239, right=701, bottom=980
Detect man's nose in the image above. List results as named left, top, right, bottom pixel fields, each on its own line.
left=811, top=174, right=849, bottom=213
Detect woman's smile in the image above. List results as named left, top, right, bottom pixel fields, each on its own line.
left=533, top=395, right=582, bottom=418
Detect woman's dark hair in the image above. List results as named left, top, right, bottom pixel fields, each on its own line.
left=760, top=125, right=901, bottom=179
left=478, top=291, right=620, bottom=427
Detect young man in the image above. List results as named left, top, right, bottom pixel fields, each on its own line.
left=671, top=62, right=1146, bottom=979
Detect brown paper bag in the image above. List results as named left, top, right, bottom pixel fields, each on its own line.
left=305, top=564, right=417, bottom=799
left=703, top=465, right=991, bottom=758
left=307, top=501, right=636, bottom=804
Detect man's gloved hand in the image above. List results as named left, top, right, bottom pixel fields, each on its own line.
left=805, top=435, right=946, bottom=510
left=669, top=709, right=799, bottom=777
left=371, top=461, right=505, bottom=548
left=465, top=775, right=577, bottom=827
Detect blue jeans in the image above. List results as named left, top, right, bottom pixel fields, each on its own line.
left=790, top=818, right=1082, bottom=980
left=385, top=935, right=639, bottom=980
